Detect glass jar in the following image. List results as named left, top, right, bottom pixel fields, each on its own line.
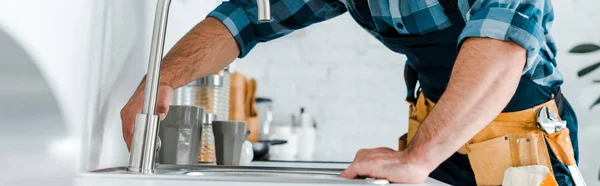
left=171, top=67, right=230, bottom=121
left=194, top=75, right=221, bottom=115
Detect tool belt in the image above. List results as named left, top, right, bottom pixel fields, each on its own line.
left=398, top=92, right=575, bottom=185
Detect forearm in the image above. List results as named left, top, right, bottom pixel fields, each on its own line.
left=134, top=17, right=239, bottom=94
left=405, top=38, right=526, bottom=170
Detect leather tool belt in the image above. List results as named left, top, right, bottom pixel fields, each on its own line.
left=398, top=92, right=575, bottom=185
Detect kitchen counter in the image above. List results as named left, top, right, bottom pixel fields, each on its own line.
left=74, top=161, right=448, bottom=186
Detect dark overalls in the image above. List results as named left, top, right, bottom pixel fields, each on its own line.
left=347, top=0, right=579, bottom=185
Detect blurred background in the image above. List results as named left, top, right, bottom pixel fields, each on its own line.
left=0, top=0, right=598, bottom=185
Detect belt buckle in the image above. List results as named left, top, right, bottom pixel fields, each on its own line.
left=537, top=107, right=566, bottom=134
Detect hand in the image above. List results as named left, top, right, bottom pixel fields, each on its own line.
left=339, top=147, right=432, bottom=184
left=120, top=85, right=174, bottom=151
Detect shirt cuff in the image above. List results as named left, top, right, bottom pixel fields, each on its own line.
left=458, top=7, right=545, bottom=73
left=207, top=2, right=258, bottom=58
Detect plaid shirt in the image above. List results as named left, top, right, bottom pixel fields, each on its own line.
left=208, top=0, right=562, bottom=88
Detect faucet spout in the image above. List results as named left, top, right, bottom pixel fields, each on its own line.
left=128, top=0, right=272, bottom=174
left=257, top=0, right=272, bottom=22
left=128, top=0, right=171, bottom=174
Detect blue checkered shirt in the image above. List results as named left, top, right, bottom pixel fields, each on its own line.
left=208, top=0, right=562, bottom=88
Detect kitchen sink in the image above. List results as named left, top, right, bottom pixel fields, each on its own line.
left=90, top=164, right=390, bottom=185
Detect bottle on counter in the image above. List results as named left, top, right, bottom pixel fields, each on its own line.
left=256, top=97, right=273, bottom=141
left=216, top=67, right=231, bottom=120
left=294, top=108, right=316, bottom=161
left=198, top=113, right=216, bottom=163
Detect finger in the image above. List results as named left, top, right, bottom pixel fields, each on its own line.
left=156, top=86, right=174, bottom=121
left=122, top=120, right=133, bottom=151
left=340, top=164, right=358, bottom=179
left=156, top=102, right=169, bottom=121
left=341, top=162, right=373, bottom=179
left=158, top=113, right=167, bottom=121
left=121, top=103, right=142, bottom=151
left=121, top=110, right=132, bottom=150
left=341, top=149, right=367, bottom=178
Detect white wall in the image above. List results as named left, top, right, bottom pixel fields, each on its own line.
left=235, top=0, right=600, bottom=184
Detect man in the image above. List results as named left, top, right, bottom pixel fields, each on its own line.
left=121, top=0, right=579, bottom=185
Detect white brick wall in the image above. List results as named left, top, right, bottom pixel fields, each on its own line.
left=235, top=14, right=408, bottom=161
left=235, top=0, right=600, bottom=184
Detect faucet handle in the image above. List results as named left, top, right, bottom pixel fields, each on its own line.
left=257, top=0, right=271, bottom=22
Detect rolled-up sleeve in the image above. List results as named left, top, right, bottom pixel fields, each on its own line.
left=207, top=0, right=347, bottom=58
left=457, top=0, right=552, bottom=73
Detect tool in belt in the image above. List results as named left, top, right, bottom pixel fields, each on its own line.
left=537, top=106, right=586, bottom=186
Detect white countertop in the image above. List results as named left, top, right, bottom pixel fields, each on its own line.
left=74, top=161, right=448, bottom=186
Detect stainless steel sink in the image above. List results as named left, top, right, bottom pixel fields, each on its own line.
left=91, top=165, right=390, bottom=185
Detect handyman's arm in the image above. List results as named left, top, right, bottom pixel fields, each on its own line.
left=131, top=17, right=238, bottom=94
left=405, top=38, right=526, bottom=171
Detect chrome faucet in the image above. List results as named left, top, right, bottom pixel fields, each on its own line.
left=128, top=0, right=271, bottom=173
left=257, top=0, right=272, bottom=22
